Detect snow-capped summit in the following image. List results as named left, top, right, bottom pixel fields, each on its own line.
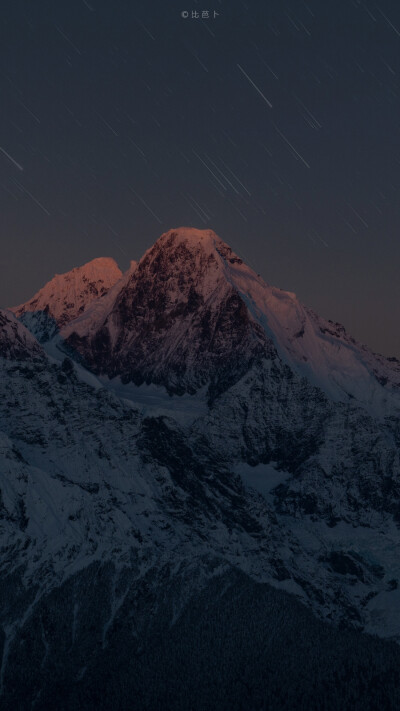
left=145, top=226, right=234, bottom=260
left=156, top=226, right=222, bottom=245
left=11, top=256, right=123, bottom=341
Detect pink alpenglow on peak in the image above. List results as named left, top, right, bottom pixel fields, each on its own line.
left=157, top=226, right=223, bottom=246
left=10, top=257, right=123, bottom=341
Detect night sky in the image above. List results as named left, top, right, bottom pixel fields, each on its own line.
left=1, top=0, right=400, bottom=356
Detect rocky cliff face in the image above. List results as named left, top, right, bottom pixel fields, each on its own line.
left=62, top=229, right=272, bottom=397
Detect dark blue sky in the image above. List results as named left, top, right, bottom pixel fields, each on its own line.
left=1, top=0, right=400, bottom=356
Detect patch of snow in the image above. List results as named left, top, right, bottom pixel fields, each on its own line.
left=101, top=377, right=209, bottom=425
left=234, top=461, right=290, bottom=498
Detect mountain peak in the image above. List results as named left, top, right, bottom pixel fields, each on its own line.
left=155, top=227, right=232, bottom=255
left=62, top=227, right=269, bottom=395
left=159, top=226, right=222, bottom=244
left=51, top=256, right=122, bottom=283
left=11, top=257, right=123, bottom=341
left=138, top=227, right=244, bottom=280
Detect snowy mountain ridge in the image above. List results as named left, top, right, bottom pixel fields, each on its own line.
left=43, top=227, right=400, bottom=418
left=11, top=227, right=400, bottom=418
left=2, top=228, right=400, bottom=706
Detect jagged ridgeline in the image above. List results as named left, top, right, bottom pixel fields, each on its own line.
left=2, top=227, right=400, bottom=709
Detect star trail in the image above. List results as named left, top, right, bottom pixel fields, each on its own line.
left=1, top=0, right=400, bottom=356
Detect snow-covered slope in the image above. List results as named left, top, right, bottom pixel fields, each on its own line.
left=10, top=257, right=123, bottom=342
left=1, top=307, right=400, bottom=643
left=0, top=309, right=44, bottom=360
left=225, top=261, right=400, bottom=418
left=0, top=316, right=400, bottom=636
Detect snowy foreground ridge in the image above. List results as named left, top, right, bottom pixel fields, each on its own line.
left=2, top=227, right=400, bottom=708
